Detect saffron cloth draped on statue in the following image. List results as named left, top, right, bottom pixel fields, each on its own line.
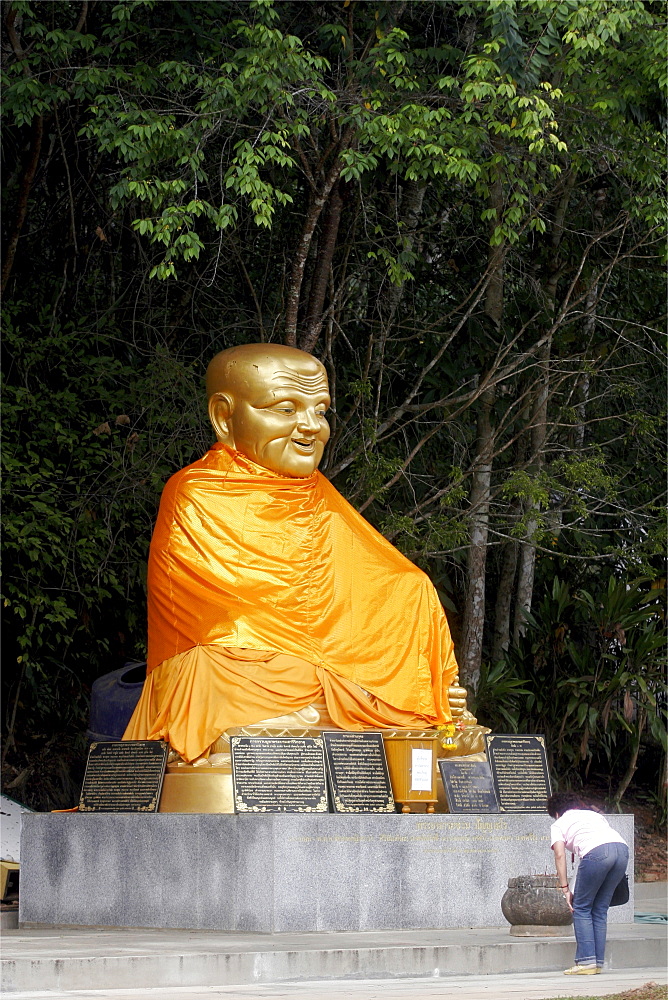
left=124, top=443, right=459, bottom=760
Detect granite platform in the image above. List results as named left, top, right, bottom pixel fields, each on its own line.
left=19, top=812, right=634, bottom=932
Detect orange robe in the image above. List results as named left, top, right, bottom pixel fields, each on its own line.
left=124, top=443, right=459, bottom=761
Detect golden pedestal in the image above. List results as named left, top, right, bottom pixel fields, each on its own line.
left=158, top=726, right=320, bottom=813
left=159, top=734, right=443, bottom=815
left=158, top=723, right=321, bottom=814
left=159, top=764, right=235, bottom=813
left=157, top=676, right=489, bottom=814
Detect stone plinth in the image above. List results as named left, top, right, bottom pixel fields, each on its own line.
left=19, top=813, right=634, bottom=932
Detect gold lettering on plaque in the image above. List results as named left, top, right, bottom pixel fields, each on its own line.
left=323, top=732, right=394, bottom=813
left=485, top=734, right=551, bottom=811
left=231, top=737, right=328, bottom=812
left=79, top=741, right=168, bottom=812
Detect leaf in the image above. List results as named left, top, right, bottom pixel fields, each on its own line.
left=623, top=690, right=635, bottom=722
left=125, top=431, right=140, bottom=453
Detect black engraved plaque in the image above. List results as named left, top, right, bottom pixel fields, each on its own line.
left=79, top=740, right=168, bottom=812
left=485, top=734, right=552, bottom=812
left=439, top=759, right=499, bottom=813
left=230, top=736, right=328, bottom=813
left=323, top=731, right=395, bottom=813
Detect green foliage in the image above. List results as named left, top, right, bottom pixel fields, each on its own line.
left=472, top=660, right=533, bottom=732
left=7, top=0, right=663, bottom=280
left=479, top=576, right=667, bottom=799
left=1, top=299, right=210, bottom=758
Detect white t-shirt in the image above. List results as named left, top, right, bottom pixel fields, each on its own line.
left=550, top=809, right=627, bottom=859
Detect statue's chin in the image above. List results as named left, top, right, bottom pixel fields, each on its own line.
left=283, top=466, right=318, bottom=478
left=248, top=449, right=322, bottom=478
left=249, top=459, right=318, bottom=478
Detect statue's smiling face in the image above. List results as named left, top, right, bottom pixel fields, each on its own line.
left=210, top=351, right=331, bottom=477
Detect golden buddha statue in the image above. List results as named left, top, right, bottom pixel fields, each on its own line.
left=124, top=343, right=486, bottom=776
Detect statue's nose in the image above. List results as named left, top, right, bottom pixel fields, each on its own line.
left=297, top=409, right=320, bottom=433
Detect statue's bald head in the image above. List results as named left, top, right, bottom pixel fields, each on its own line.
left=206, top=343, right=330, bottom=477
left=206, top=343, right=326, bottom=400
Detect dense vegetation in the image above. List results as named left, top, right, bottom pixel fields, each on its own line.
left=2, top=0, right=665, bottom=811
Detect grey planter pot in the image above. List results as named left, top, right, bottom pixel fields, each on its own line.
left=501, top=874, right=574, bottom=937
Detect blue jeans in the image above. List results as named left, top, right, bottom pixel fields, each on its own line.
left=572, top=841, right=629, bottom=967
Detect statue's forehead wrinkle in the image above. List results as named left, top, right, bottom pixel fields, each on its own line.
left=268, top=367, right=328, bottom=387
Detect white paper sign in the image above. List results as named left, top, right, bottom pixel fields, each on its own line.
left=410, top=748, right=433, bottom=791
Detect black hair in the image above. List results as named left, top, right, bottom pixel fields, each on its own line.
left=547, top=791, right=592, bottom=818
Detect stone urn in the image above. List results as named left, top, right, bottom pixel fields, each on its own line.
left=501, top=875, right=574, bottom=936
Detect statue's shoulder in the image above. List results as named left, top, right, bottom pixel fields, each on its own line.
left=316, top=475, right=428, bottom=580
left=161, top=447, right=228, bottom=504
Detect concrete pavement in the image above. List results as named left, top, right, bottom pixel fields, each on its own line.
left=2, top=883, right=665, bottom=999
left=2, top=967, right=667, bottom=1000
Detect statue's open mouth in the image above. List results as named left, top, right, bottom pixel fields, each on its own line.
left=292, top=439, right=315, bottom=452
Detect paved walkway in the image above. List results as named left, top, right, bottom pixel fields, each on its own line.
left=4, top=967, right=667, bottom=1000
left=3, top=883, right=665, bottom=1000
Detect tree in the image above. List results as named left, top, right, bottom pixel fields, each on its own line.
left=476, top=576, right=667, bottom=800
left=2, top=0, right=665, bottom=806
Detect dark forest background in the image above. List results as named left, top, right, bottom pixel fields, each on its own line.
left=2, top=0, right=665, bottom=814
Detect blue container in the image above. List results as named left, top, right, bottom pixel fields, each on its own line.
left=86, top=661, right=147, bottom=743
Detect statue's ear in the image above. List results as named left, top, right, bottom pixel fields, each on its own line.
left=208, top=392, right=234, bottom=443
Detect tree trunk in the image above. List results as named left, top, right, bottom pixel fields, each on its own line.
left=370, top=180, right=427, bottom=420
left=513, top=172, right=577, bottom=640
left=492, top=537, right=518, bottom=663
left=573, top=369, right=591, bottom=451
left=284, top=131, right=352, bottom=347
left=459, top=145, right=503, bottom=690
left=300, top=180, right=344, bottom=353
left=514, top=528, right=538, bottom=642
left=514, top=345, right=549, bottom=642
left=460, top=386, right=496, bottom=690
left=1, top=114, right=43, bottom=294
left=573, top=187, right=605, bottom=450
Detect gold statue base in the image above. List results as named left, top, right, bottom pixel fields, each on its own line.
left=159, top=725, right=322, bottom=814
left=158, top=677, right=490, bottom=813
left=160, top=768, right=235, bottom=814
left=158, top=728, right=490, bottom=815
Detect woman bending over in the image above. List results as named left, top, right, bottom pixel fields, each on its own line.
left=548, top=791, right=628, bottom=975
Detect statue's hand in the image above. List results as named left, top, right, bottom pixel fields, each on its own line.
left=447, top=676, right=469, bottom=718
